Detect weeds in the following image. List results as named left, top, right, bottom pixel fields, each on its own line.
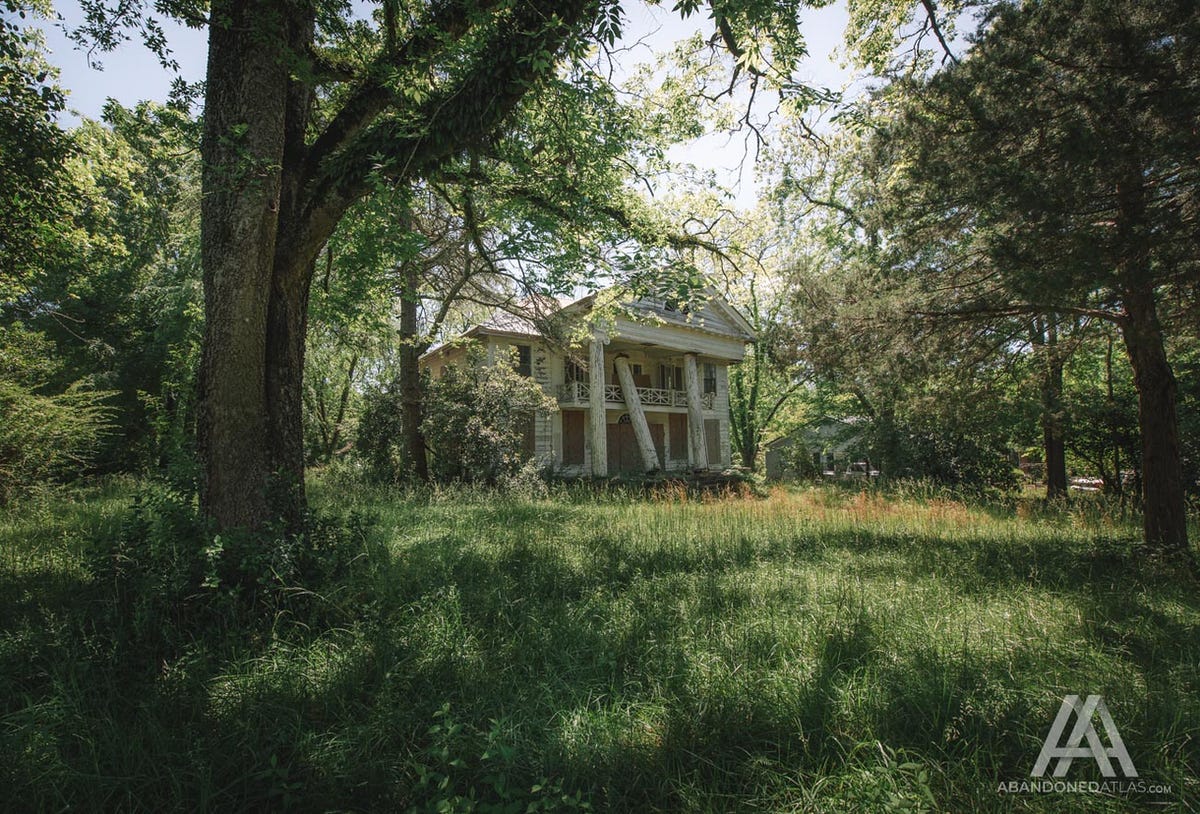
left=0, top=478, right=1196, bottom=811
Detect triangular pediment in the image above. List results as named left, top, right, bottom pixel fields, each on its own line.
left=625, top=287, right=756, bottom=340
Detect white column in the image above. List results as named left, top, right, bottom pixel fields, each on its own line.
left=683, top=353, right=709, bottom=471
left=588, top=330, right=608, bottom=476
left=614, top=355, right=660, bottom=473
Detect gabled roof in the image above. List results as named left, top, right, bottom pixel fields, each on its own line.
left=420, top=283, right=755, bottom=363
left=552, top=285, right=755, bottom=341
left=474, top=309, right=541, bottom=337
left=765, top=416, right=868, bottom=451
left=631, top=285, right=756, bottom=340
left=419, top=302, right=544, bottom=361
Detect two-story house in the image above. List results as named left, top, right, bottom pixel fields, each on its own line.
left=420, top=287, right=755, bottom=476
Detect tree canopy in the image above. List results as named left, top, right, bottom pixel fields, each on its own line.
left=1, top=0, right=1196, bottom=565
left=878, top=0, right=1199, bottom=558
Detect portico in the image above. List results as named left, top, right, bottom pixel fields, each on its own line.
left=420, top=286, right=755, bottom=477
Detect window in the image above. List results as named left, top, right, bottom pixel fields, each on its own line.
left=663, top=298, right=678, bottom=312
left=515, top=344, right=532, bottom=377
left=660, top=364, right=683, bottom=391
left=564, top=358, right=586, bottom=383
left=703, top=363, right=717, bottom=395
left=629, top=363, right=651, bottom=388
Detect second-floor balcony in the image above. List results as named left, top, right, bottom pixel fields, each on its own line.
left=557, top=380, right=715, bottom=410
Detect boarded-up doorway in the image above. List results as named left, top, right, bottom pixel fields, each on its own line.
left=668, top=413, right=688, bottom=462
left=607, top=422, right=665, bottom=473
left=704, top=419, right=721, bottom=468
left=561, top=410, right=585, bottom=466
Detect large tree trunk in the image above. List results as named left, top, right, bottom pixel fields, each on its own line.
left=263, top=255, right=312, bottom=530
left=196, top=0, right=595, bottom=531
left=201, top=0, right=321, bottom=532
left=1121, top=285, right=1191, bottom=562
left=266, top=7, right=319, bottom=530
left=1114, top=169, right=1192, bottom=565
left=398, top=260, right=428, bottom=481
left=197, top=0, right=291, bottom=530
left=1034, top=316, right=1068, bottom=500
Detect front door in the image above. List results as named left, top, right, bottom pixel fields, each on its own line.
left=606, top=422, right=665, bottom=473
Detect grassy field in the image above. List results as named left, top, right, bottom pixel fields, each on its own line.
left=1, top=478, right=1197, bottom=811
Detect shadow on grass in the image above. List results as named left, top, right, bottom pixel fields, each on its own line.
left=2, top=495, right=1198, bottom=812
left=421, top=501, right=1186, bottom=599
left=346, top=524, right=1198, bottom=810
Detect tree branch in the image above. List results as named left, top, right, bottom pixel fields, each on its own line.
left=919, top=0, right=960, bottom=66
left=911, top=302, right=1121, bottom=325
left=303, top=0, right=495, bottom=185
left=304, top=0, right=593, bottom=227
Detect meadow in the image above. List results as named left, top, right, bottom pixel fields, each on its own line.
left=1, top=478, right=1197, bottom=811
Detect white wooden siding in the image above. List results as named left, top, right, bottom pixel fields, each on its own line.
left=421, top=313, right=746, bottom=473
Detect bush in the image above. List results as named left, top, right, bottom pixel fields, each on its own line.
left=85, top=482, right=377, bottom=653
left=0, top=382, right=114, bottom=504
left=421, top=348, right=558, bottom=485
left=356, top=374, right=415, bottom=484
left=870, top=416, right=1018, bottom=491
left=0, top=325, right=112, bottom=504
left=777, top=439, right=822, bottom=481
left=85, top=483, right=210, bottom=650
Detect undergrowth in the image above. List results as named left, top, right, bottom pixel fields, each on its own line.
left=0, top=477, right=1196, bottom=811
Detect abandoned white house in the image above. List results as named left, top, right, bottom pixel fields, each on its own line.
left=420, top=289, right=755, bottom=476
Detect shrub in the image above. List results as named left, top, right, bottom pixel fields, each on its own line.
left=85, top=483, right=210, bottom=650
left=777, top=438, right=822, bottom=481
left=870, top=415, right=1018, bottom=491
left=421, top=348, right=558, bottom=485
left=85, top=482, right=377, bottom=653
left=0, top=325, right=112, bottom=504
left=356, top=374, right=416, bottom=483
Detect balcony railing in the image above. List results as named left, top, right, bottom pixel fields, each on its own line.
left=557, top=381, right=714, bottom=410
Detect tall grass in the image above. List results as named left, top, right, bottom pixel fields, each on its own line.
left=1, top=477, right=1196, bottom=811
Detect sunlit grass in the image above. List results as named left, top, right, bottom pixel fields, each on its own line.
left=1, top=477, right=1197, bottom=811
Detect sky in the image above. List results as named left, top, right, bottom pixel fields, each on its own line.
left=32, top=1, right=860, bottom=206
left=619, top=2, right=857, bottom=204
